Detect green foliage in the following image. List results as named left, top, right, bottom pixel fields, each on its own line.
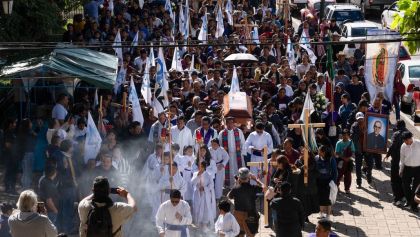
left=0, top=0, right=66, bottom=42
left=392, top=0, right=420, bottom=54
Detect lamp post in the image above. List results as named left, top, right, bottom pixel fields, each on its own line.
left=2, top=0, right=13, bottom=15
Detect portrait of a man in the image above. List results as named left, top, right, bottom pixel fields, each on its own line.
left=367, top=121, right=386, bottom=149
left=364, top=113, right=389, bottom=154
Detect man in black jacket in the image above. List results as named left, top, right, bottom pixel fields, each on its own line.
left=385, top=120, right=407, bottom=206
left=270, top=182, right=305, bottom=237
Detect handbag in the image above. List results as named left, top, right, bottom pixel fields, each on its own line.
left=329, top=180, right=338, bottom=205
left=328, top=125, right=337, bottom=137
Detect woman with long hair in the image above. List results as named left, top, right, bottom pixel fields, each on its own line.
left=315, top=145, right=338, bottom=220
left=193, top=144, right=217, bottom=180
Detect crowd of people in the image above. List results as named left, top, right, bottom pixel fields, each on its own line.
left=1, top=0, right=420, bottom=237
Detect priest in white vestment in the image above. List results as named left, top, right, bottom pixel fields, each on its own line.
left=171, top=116, right=194, bottom=155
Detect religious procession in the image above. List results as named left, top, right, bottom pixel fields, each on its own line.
left=0, top=0, right=420, bottom=237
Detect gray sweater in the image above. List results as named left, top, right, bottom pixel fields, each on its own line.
left=8, top=211, right=57, bottom=237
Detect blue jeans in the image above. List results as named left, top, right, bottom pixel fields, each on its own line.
left=57, top=187, right=77, bottom=233
left=21, top=152, right=34, bottom=189
left=48, top=212, right=58, bottom=226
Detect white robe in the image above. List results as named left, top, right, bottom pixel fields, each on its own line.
left=148, top=120, right=168, bottom=143
left=141, top=153, right=162, bottom=220
left=174, top=155, right=195, bottom=201
left=218, top=128, right=246, bottom=188
left=192, top=158, right=217, bottom=180
left=158, top=170, right=188, bottom=203
left=244, top=131, right=273, bottom=183
left=156, top=200, right=193, bottom=237
left=214, top=212, right=241, bottom=237
left=191, top=171, right=216, bottom=225
left=209, top=147, right=230, bottom=199
left=171, top=125, right=194, bottom=155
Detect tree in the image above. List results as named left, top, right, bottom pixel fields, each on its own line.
left=392, top=0, right=420, bottom=54
left=0, top=0, right=67, bottom=42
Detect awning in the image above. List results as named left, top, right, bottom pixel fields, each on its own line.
left=0, top=45, right=119, bottom=89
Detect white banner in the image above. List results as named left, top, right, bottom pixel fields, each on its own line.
left=364, top=29, right=400, bottom=103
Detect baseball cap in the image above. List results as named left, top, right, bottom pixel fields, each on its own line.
left=355, top=112, right=364, bottom=120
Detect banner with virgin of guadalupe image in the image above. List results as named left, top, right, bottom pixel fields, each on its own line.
left=364, top=29, right=400, bottom=103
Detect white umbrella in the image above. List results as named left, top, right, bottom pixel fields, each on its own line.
left=224, top=53, right=258, bottom=63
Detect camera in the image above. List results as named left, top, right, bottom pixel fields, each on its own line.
left=110, top=188, right=119, bottom=194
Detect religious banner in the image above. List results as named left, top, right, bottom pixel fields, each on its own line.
left=364, top=29, right=400, bottom=103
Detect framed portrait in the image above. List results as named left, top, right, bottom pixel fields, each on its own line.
left=364, top=113, right=389, bottom=154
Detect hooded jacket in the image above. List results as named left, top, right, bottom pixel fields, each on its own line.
left=8, top=211, right=57, bottom=237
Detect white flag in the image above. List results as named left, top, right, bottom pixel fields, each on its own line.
left=299, top=30, right=310, bottom=47
left=229, top=66, right=240, bottom=94
left=84, top=112, right=102, bottom=163
left=94, top=89, right=99, bottom=108
left=114, top=67, right=126, bottom=95
left=129, top=77, right=144, bottom=126
left=226, top=0, right=233, bottom=26
left=138, top=0, right=144, bottom=9
left=109, top=0, right=114, bottom=15
left=299, top=43, right=317, bottom=64
left=113, top=29, right=123, bottom=65
left=287, top=36, right=296, bottom=70
left=299, top=90, right=315, bottom=122
left=131, top=31, right=139, bottom=54
left=252, top=26, right=260, bottom=44
left=141, top=61, right=152, bottom=105
left=156, top=47, right=168, bottom=90
left=171, top=46, right=183, bottom=71
left=215, top=5, right=225, bottom=38
left=198, top=13, right=208, bottom=41
left=149, top=46, right=156, bottom=67
left=189, top=54, right=195, bottom=77
left=165, top=0, right=175, bottom=23
left=179, top=3, right=185, bottom=35
left=184, top=0, right=190, bottom=40
left=153, top=99, right=165, bottom=118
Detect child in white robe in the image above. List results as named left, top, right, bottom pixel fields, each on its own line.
left=174, top=145, right=195, bottom=204
left=209, top=138, right=230, bottom=200
left=215, top=200, right=240, bottom=237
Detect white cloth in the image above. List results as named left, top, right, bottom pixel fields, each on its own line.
left=174, top=155, right=195, bottom=200
left=156, top=200, right=193, bottom=237
left=9, top=211, right=57, bottom=237
left=218, top=129, right=246, bottom=188
left=191, top=171, right=216, bottom=225
left=78, top=199, right=136, bottom=237
left=214, top=212, right=240, bottom=237
left=51, top=103, right=68, bottom=120
left=148, top=120, right=168, bottom=143
left=245, top=131, right=273, bottom=181
left=171, top=125, right=194, bottom=155
left=158, top=170, right=188, bottom=203
left=209, top=147, right=230, bottom=199
left=400, top=139, right=420, bottom=173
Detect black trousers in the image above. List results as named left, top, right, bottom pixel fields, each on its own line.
left=402, top=166, right=420, bottom=208
left=355, top=153, right=373, bottom=185
left=391, top=161, right=405, bottom=202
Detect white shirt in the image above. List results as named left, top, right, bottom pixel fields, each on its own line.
left=134, top=56, right=148, bottom=71
left=400, top=139, right=420, bottom=173
left=52, top=103, right=68, bottom=120
left=171, top=125, right=194, bottom=155
left=156, top=200, right=193, bottom=237
left=245, top=131, right=274, bottom=155
left=214, top=212, right=240, bottom=237
left=78, top=199, right=136, bottom=237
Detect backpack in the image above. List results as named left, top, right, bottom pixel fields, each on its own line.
left=86, top=202, right=119, bottom=237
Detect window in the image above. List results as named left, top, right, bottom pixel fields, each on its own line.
left=332, top=10, right=364, bottom=22
left=409, top=66, right=420, bottom=78
left=351, top=27, right=378, bottom=37
left=314, top=2, right=334, bottom=11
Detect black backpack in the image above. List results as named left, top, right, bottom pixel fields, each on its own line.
left=86, top=202, right=119, bottom=237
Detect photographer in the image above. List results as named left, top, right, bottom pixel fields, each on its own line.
left=227, top=167, right=266, bottom=237
left=78, top=176, right=137, bottom=237
left=8, top=190, right=57, bottom=237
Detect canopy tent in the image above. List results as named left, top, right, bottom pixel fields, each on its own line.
left=0, top=45, right=119, bottom=89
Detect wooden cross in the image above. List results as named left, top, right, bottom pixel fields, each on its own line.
left=288, top=108, right=325, bottom=185
left=247, top=146, right=269, bottom=226
left=234, top=16, right=258, bottom=52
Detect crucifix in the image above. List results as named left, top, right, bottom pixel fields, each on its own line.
left=288, top=108, right=325, bottom=185
left=247, top=146, right=269, bottom=225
